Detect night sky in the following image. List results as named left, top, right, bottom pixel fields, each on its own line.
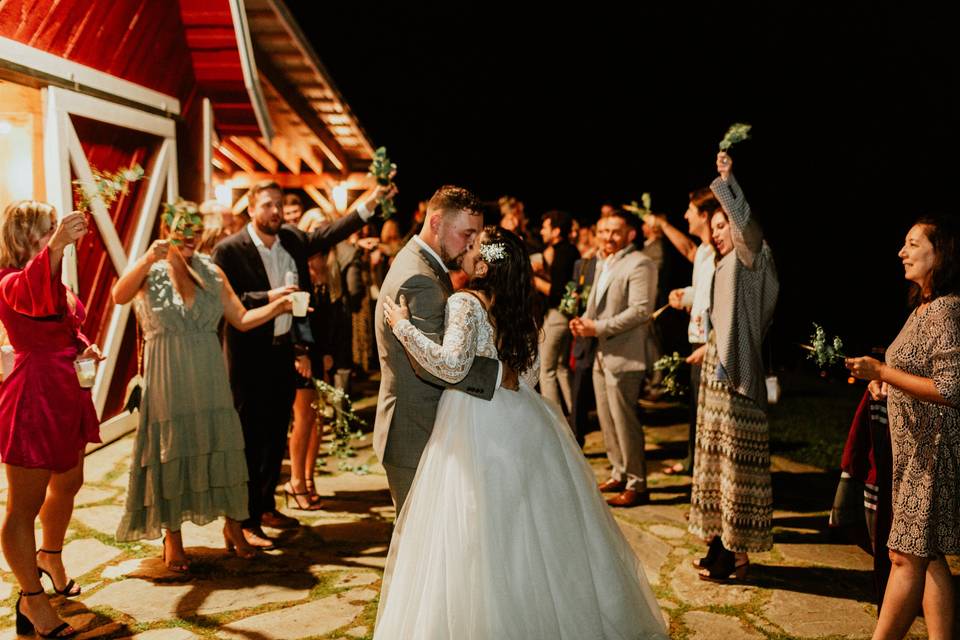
left=289, top=2, right=959, bottom=365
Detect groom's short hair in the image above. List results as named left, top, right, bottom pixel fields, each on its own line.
left=428, top=185, right=482, bottom=218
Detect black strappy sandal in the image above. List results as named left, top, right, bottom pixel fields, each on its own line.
left=692, top=535, right=723, bottom=569
left=15, top=589, right=77, bottom=638
left=698, top=548, right=750, bottom=583
left=36, top=549, right=81, bottom=598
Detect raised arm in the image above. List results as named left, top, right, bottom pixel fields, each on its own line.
left=303, top=184, right=397, bottom=256
left=386, top=293, right=480, bottom=384
left=655, top=215, right=698, bottom=263
left=710, top=152, right=764, bottom=269
left=112, top=240, right=170, bottom=304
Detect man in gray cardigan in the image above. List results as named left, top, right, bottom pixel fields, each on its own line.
left=374, top=186, right=516, bottom=511
left=571, top=210, right=657, bottom=507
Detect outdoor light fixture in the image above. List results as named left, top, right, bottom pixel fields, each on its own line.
left=332, top=183, right=348, bottom=212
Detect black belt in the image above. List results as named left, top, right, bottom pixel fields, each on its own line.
left=271, top=332, right=292, bottom=346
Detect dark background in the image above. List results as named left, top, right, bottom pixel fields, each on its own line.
left=289, top=1, right=958, bottom=366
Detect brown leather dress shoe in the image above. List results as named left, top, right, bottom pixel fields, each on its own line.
left=598, top=478, right=627, bottom=493
left=242, top=526, right=276, bottom=550
left=606, top=489, right=650, bottom=507
left=261, top=510, right=300, bottom=529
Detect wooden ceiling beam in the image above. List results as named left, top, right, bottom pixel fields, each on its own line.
left=304, top=185, right=336, bottom=216
left=213, top=148, right=239, bottom=173
left=224, top=172, right=336, bottom=189
left=253, top=43, right=349, bottom=176
left=230, top=136, right=279, bottom=174
left=217, top=142, right=257, bottom=174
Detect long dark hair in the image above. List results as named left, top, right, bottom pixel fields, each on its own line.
left=909, top=214, right=960, bottom=306
left=468, top=226, right=542, bottom=373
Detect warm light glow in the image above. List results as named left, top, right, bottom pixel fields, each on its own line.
left=332, top=183, right=348, bottom=212
left=215, top=184, right=233, bottom=207
left=0, top=114, right=33, bottom=204
left=847, top=377, right=856, bottom=385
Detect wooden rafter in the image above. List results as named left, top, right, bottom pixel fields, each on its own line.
left=304, top=185, right=335, bottom=215
left=225, top=172, right=333, bottom=188
left=230, top=136, right=279, bottom=174
left=218, top=142, right=256, bottom=173
left=253, top=42, right=349, bottom=175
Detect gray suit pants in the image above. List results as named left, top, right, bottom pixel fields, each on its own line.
left=539, top=309, right=573, bottom=412
left=593, top=362, right=647, bottom=491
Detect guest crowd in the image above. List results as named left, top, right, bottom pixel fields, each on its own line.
left=0, top=146, right=956, bottom=640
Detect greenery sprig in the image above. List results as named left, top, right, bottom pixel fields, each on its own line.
left=802, top=322, right=846, bottom=368
left=654, top=351, right=688, bottom=397
left=161, top=199, right=202, bottom=246
left=719, top=123, right=752, bottom=151
left=73, top=164, right=145, bottom=213
left=622, top=192, right=653, bottom=222
left=313, top=379, right=369, bottom=475
left=368, top=146, right=398, bottom=220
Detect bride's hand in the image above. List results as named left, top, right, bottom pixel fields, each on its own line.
left=383, top=294, right=410, bottom=328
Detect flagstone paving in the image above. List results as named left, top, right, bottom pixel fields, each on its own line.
left=0, top=396, right=956, bottom=639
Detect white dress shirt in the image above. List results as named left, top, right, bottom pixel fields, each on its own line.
left=680, top=242, right=716, bottom=345
left=247, top=223, right=297, bottom=336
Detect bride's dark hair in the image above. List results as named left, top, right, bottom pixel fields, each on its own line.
left=468, top=226, right=542, bottom=374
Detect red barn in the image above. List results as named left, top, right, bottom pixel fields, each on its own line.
left=0, top=0, right=376, bottom=443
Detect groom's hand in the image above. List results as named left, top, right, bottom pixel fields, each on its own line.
left=501, top=364, right=519, bottom=391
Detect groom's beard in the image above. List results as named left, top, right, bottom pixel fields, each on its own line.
left=439, top=242, right=465, bottom=270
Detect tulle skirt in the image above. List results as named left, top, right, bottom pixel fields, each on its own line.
left=375, top=381, right=668, bottom=640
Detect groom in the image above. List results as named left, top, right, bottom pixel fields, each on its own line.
left=374, top=185, right=516, bottom=511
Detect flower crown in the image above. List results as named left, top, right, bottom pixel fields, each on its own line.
left=479, top=242, right=507, bottom=263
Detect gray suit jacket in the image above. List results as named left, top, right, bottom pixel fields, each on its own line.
left=373, top=240, right=499, bottom=468
left=583, top=245, right=657, bottom=375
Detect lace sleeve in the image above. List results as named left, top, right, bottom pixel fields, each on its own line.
left=392, top=293, right=481, bottom=384
left=931, top=297, right=960, bottom=407
left=521, top=352, right=541, bottom=388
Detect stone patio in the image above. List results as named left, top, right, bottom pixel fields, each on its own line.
left=0, top=395, right=955, bottom=639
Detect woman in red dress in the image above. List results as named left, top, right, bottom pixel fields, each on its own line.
left=0, top=201, right=101, bottom=639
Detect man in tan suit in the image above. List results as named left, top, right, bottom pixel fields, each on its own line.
left=571, top=210, right=657, bottom=507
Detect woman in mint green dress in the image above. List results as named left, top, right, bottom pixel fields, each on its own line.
left=113, top=217, right=293, bottom=571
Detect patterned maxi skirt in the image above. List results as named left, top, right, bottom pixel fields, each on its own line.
left=688, top=333, right=773, bottom=552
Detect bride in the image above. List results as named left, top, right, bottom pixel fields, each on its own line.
left=377, top=226, right=668, bottom=639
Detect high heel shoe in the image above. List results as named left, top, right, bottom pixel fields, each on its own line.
left=36, top=549, right=81, bottom=598
left=283, top=482, right=323, bottom=511
left=223, top=527, right=256, bottom=559
left=16, top=589, right=76, bottom=638
left=691, top=536, right=723, bottom=570
left=304, top=479, right=322, bottom=504
left=698, top=549, right=750, bottom=583
left=161, top=535, right=190, bottom=573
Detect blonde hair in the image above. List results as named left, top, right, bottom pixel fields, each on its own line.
left=0, top=200, right=58, bottom=268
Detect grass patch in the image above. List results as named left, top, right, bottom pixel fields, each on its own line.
left=768, top=370, right=863, bottom=470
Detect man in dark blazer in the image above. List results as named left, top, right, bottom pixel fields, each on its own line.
left=213, top=180, right=392, bottom=546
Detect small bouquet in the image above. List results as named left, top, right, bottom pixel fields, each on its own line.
left=73, top=163, right=145, bottom=213
left=719, top=123, right=752, bottom=151
left=801, top=322, right=846, bottom=368
left=313, top=379, right=369, bottom=474
left=558, top=271, right=591, bottom=317
left=160, top=199, right=202, bottom=246
left=368, top=146, right=398, bottom=220
left=622, top=192, right=653, bottom=222
left=654, top=351, right=688, bottom=397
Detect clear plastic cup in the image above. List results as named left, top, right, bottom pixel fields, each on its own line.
left=290, top=291, right=310, bottom=317
left=75, top=357, right=96, bottom=388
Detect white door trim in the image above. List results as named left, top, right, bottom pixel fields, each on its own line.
left=0, top=36, right=180, bottom=116
left=43, top=87, right=178, bottom=418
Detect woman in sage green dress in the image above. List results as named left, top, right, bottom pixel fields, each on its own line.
left=113, top=215, right=294, bottom=571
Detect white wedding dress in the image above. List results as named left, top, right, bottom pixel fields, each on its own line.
left=375, top=292, right=668, bottom=640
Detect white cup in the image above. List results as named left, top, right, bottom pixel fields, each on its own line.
left=290, top=291, right=310, bottom=317
left=75, top=357, right=96, bottom=388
